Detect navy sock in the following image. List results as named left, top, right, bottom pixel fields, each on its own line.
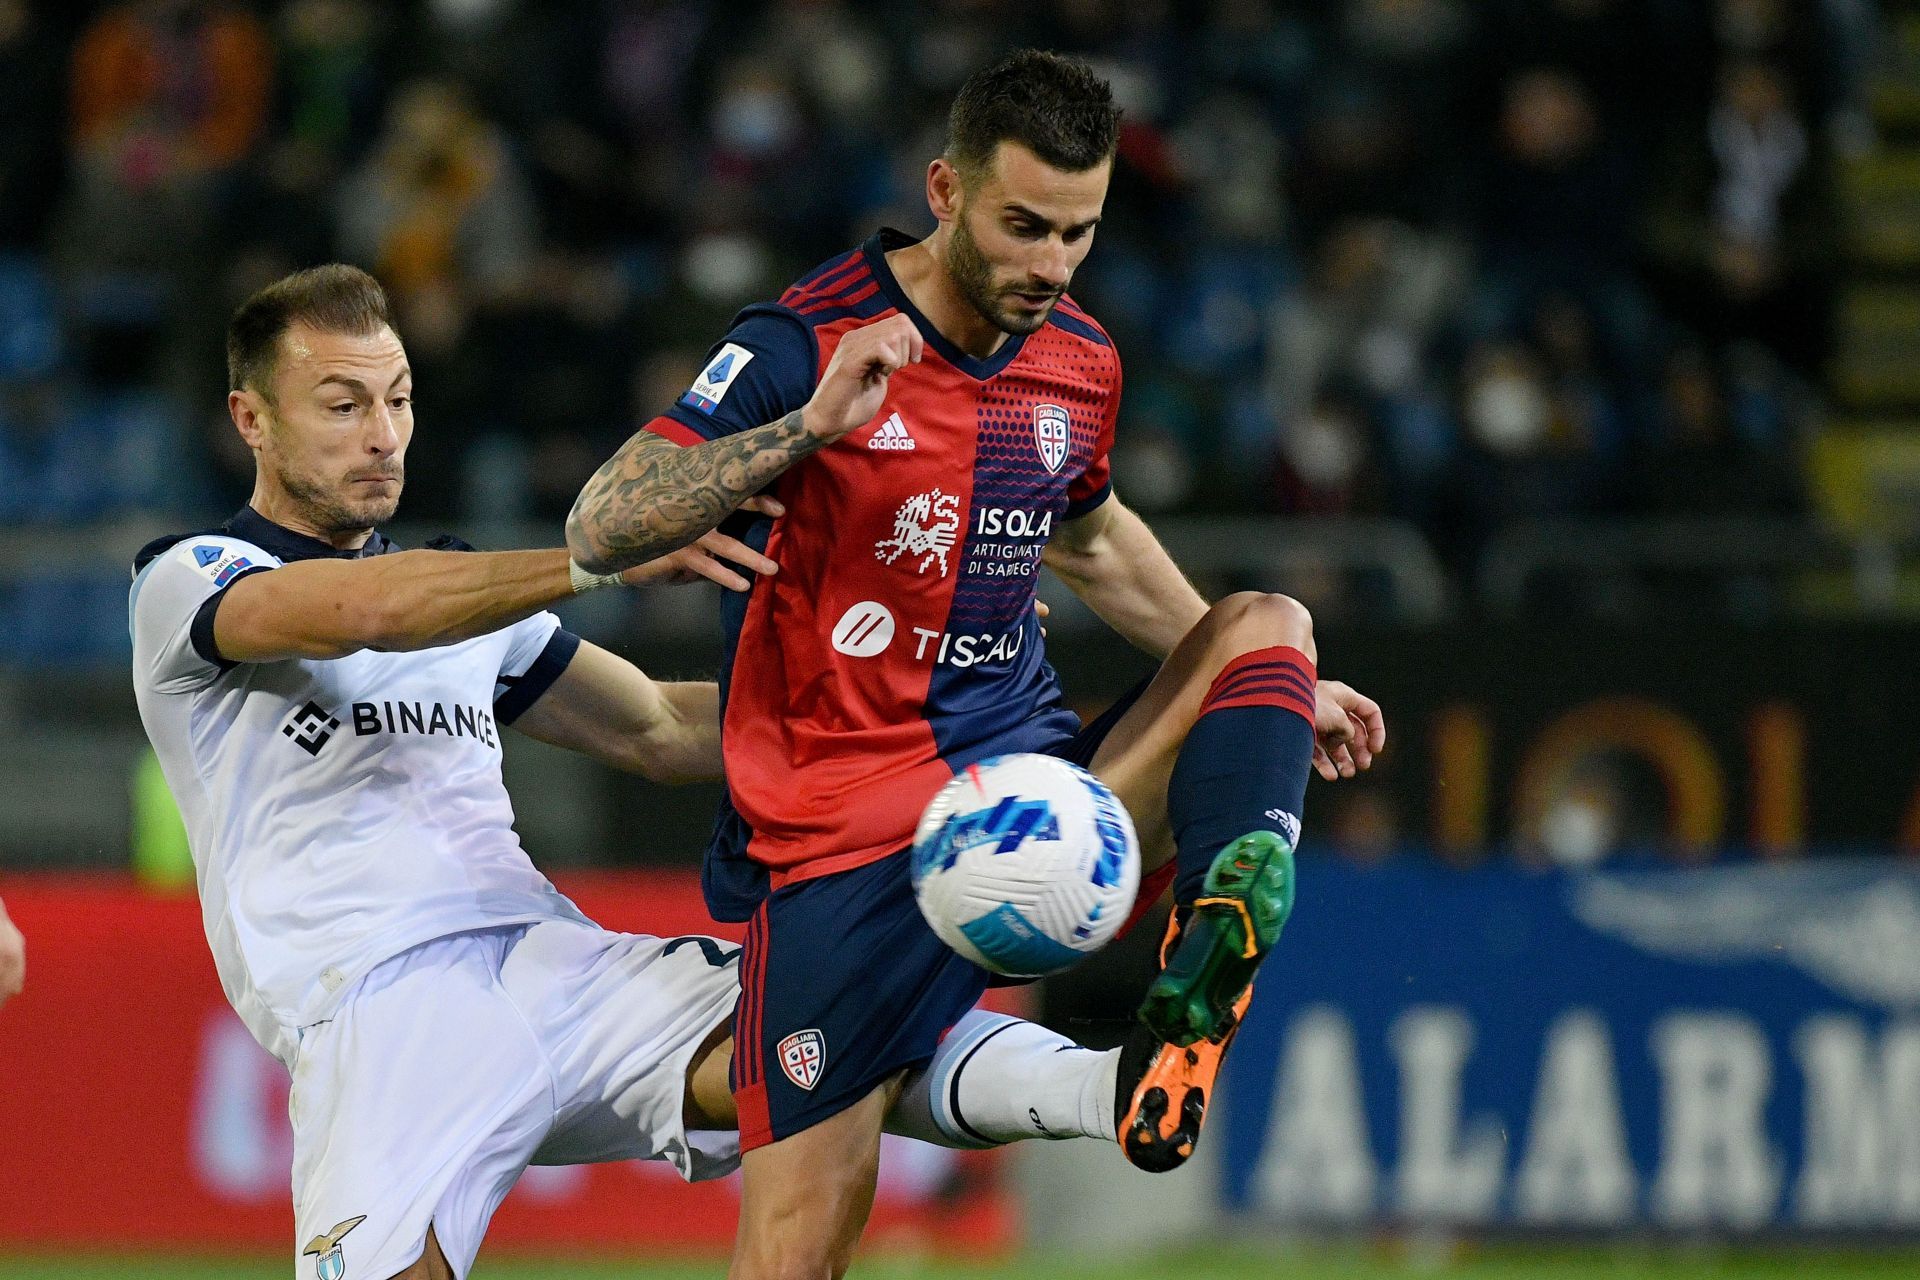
left=1166, top=646, right=1317, bottom=904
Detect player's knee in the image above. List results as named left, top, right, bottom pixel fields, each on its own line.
left=733, top=1216, right=840, bottom=1280
left=1201, top=591, right=1314, bottom=663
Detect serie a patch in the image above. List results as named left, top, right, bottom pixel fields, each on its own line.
left=681, top=343, right=755, bottom=414
left=190, top=544, right=257, bottom=588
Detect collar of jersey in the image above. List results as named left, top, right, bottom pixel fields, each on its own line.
left=863, top=228, right=1030, bottom=382
left=226, top=505, right=397, bottom=563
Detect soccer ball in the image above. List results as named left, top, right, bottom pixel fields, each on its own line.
left=910, top=754, right=1140, bottom=978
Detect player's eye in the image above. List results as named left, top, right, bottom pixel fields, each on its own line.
left=390, top=395, right=411, bottom=411
left=1065, top=226, right=1092, bottom=243
left=1008, top=221, right=1042, bottom=239
left=330, top=402, right=356, bottom=416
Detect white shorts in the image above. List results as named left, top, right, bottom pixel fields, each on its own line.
left=287, top=920, right=740, bottom=1280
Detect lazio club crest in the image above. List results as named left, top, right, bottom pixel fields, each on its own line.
left=1033, top=404, right=1069, bottom=474
left=777, top=1028, right=826, bottom=1091
left=303, top=1215, right=367, bottom=1280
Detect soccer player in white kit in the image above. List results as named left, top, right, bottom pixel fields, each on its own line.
left=128, top=265, right=787, bottom=1280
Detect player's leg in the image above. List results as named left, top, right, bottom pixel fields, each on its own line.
left=732, top=1077, right=897, bottom=1280
left=683, top=1016, right=739, bottom=1130
left=723, top=856, right=992, bottom=1280
left=1072, top=592, right=1323, bottom=1168
left=505, top=921, right=743, bottom=1181
left=1087, top=591, right=1316, bottom=889
left=383, top=1227, right=452, bottom=1279
left=290, top=929, right=558, bottom=1280
left=888, top=1010, right=1120, bottom=1148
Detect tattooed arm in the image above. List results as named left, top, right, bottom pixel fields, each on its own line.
left=567, top=313, right=926, bottom=574
left=567, top=411, right=818, bottom=574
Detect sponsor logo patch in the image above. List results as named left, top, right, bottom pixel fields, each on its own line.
left=777, top=1028, right=826, bottom=1091
left=867, top=411, right=916, bottom=451
left=680, top=343, right=755, bottom=414
left=831, top=601, right=895, bottom=657
left=1033, top=403, right=1070, bottom=473
left=874, top=487, right=961, bottom=577
left=282, top=701, right=340, bottom=756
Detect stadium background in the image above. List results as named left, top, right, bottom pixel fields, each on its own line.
left=3, top=0, right=1920, bottom=1276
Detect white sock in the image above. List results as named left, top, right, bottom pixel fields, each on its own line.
left=888, top=1011, right=1119, bottom=1148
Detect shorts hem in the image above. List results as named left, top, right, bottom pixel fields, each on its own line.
left=736, top=1048, right=935, bottom=1153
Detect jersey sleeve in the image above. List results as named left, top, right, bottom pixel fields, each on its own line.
left=1065, top=351, right=1121, bottom=519
left=128, top=536, right=277, bottom=694
left=492, top=612, right=581, bottom=725
left=648, top=304, right=818, bottom=446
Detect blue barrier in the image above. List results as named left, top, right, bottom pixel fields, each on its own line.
left=1216, top=857, right=1920, bottom=1230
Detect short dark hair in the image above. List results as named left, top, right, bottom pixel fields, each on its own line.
left=227, top=264, right=397, bottom=399
left=946, top=49, right=1120, bottom=184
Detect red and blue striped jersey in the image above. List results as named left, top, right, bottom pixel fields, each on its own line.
left=646, top=229, right=1121, bottom=916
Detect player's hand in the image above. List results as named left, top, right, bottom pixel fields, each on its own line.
left=1035, top=598, right=1049, bottom=638
left=1311, top=680, right=1385, bottom=782
left=0, top=897, right=23, bottom=1010
left=620, top=496, right=785, bottom=592
left=802, top=313, right=923, bottom=444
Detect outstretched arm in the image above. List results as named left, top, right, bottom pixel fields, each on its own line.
left=214, top=515, right=779, bottom=664
left=566, top=312, right=926, bottom=574
left=509, top=642, right=723, bottom=783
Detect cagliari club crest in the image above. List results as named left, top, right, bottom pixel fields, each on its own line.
left=1033, top=404, right=1070, bottom=474
left=777, top=1028, right=826, bottom=1091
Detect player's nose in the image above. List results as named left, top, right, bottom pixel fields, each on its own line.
left=365, top=406, right=401, bottom=454
left=1031, top=241, right=1071, bottom=290
left=1032, top=261, right=1069, bottom=291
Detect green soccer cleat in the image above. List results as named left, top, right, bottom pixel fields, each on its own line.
left=1136, top=830, right=1296, bottom=1047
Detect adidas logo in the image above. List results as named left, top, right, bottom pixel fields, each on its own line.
left=868, top=412, right=917, bottom=451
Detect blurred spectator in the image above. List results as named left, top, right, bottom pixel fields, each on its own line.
left=1435, top=340, right=1618, bottom=571
left=1339, top=0, right=1473, bottom=151
left=1267, top=218, right=1463, bottom=427
left=59, top=1, right=272, bottom=281
left=1470, top=0, right=1677, bottom=147
left=1644, top=59, right=1835, bottom=376
left=1630, top=343, right=1803, bottom=518
left=277, top=0, right=383, bottom=165
left=1469, top=68, right=1653, bottom=374
left=1286, top=79, right=1448, bottom=241
left=1193, top=0, right=1317, bottom=124
left=337, top=79, right=537, bottom=318
left=1266, top=389, right=1381, bottom=517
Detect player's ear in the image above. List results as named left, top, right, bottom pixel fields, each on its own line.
left=928, top=157, right=963, bottom=224
left=229, top=388, right=269, bottom=451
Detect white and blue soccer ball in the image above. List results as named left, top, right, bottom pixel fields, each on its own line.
left=910, top=753, right=1140, bottom=979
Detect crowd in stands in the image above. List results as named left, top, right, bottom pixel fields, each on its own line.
left=0, top=0, right=1877, bottom=579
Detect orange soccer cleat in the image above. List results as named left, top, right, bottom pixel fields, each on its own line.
left=1115, top=831, right=1297, bottom=1172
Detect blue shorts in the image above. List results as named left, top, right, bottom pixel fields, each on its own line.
left=729, top=678, right=1150, bottom=1150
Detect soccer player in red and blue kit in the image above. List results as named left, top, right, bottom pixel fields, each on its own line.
left=571, top=51, right=1384, bottom=1278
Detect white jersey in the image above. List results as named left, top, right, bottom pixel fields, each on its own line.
left=129, top=508, right=590, bottom=1065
